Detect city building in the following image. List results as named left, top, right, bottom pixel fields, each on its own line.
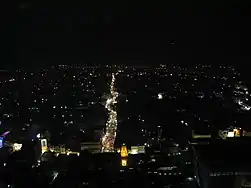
left=80, top=142, right=102, bottom=153
left=41, top=138, right=48, bottom=154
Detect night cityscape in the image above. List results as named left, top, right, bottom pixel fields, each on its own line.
left=1, top=2, right=250, bottom=188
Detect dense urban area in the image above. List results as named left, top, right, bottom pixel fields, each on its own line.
left=0, top=64, right=251, bottom=188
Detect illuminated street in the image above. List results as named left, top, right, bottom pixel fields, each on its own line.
left=102, top=73, right=118, bottom=152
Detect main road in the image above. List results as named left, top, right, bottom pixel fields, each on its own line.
left=101, top=73, right=118, bottom=152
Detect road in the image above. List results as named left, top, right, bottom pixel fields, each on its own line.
left=188, top=141, right=202, bottom=188
left=101, top=73, right=118, bottom=152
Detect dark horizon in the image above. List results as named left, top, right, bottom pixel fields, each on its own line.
left=2, top=2, right=247, bottom=69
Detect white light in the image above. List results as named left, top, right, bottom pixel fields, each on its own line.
left=36, top=133, right=40, bottom=138
left=187, top=177, right=193, bottom=181
left=9, top=78, right=15, bottom=82
left=158, top=93, right=163, bottom=100
left=243, top=105, right=251, bottom=111
left=227, top=131, right=235, bottom=137
left=130, top=149, right=138, bottom=155
left=13, top=143, right=22, bottom=151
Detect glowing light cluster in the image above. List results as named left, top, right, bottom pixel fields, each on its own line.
left=120, top=145, right=128, bottom=157
left=41, top=138, right=48, bottom=154
left=158, top=93, right=163, bottom=99
left=102, top=73, right=118, bottom=152
left=121, top=158, right=128, bottom=166
left=13, top=143, right=22, bottom=151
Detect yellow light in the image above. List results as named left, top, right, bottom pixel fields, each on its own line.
left=120, top=145, right=128, bottom=157
left=41, top=139, right=48, bottom=153
left=121, top=159, right=127, bottom=166
left=233, top=128, right=240, bottom=137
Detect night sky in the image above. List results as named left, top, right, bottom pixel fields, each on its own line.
left=2, top=2, right=248, bottom=68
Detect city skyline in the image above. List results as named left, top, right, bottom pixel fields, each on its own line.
left=1, top=2, right=250, bottom=187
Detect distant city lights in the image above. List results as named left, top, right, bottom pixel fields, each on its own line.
left=158, top=93, right=163, bottom=100
left=102, top=73, right=118, bottom=152
left=121, top=158, right=128, bottom=167
left=13, top=143, right=22, bottom=151
left=227, top=131, right=235, bottom=138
